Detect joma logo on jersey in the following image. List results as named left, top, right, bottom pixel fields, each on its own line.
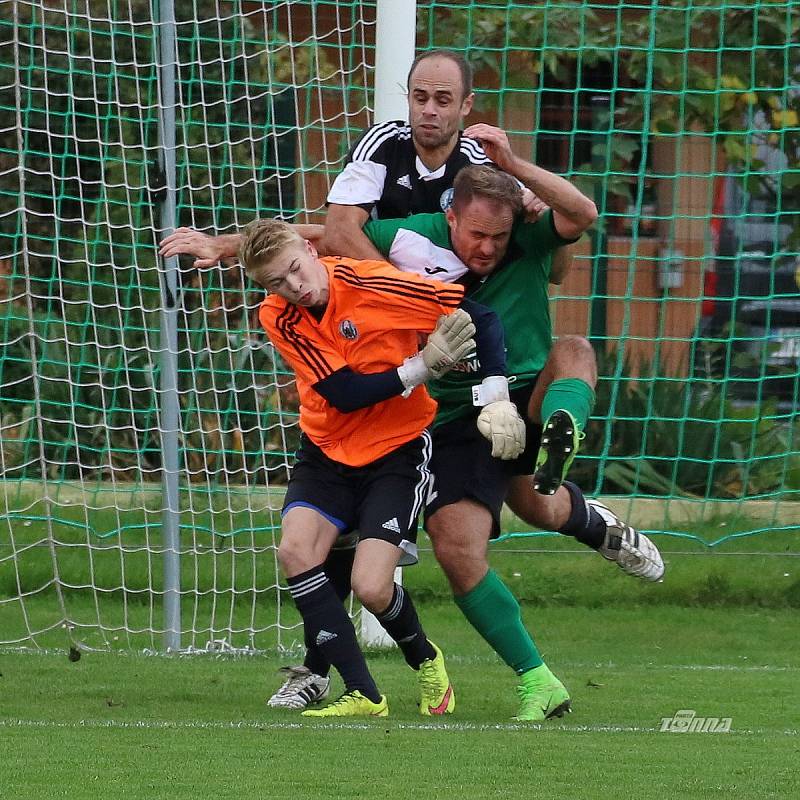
left=339, top=320, right=358, bottom=340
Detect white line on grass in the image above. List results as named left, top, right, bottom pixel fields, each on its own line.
left=3, top=649, right=797, bottom=673
left=1, top=718, right=797, bottom=737
left=441, top=655, right=799, bottom=672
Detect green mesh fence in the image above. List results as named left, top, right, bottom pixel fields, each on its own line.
left=0, top=1, right=797, bottom=651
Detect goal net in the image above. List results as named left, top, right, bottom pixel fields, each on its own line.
left=1, top=0, right=376, bottom=652
left=1, top=0, right=797, bottom=653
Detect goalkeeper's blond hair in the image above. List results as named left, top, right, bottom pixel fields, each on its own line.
left=239, top=218, right=304, bottom=286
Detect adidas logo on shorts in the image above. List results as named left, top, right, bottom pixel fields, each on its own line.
left=381, top=517, right=401, bottom=534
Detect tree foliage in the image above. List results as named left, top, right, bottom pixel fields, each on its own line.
left=0, top=1, right=296, bottom=481
left=420, top=0, right=799, bottom=217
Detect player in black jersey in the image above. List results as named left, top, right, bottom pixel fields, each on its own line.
left=325, top=51, right=488, bottom=253
left=324, top=49, right=572, bottom=282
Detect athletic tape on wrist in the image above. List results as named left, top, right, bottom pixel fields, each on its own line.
left=472, top=375, right=511, bottom=407
left=396, top=353, right=430, bottom=398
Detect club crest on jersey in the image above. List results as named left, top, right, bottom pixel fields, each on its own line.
left=440, top=187, right=454, bottom=211
left=339, top=319, right=359, bottom=340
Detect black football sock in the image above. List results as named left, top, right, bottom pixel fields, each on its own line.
left=375, top=583, right=436, bottom=669
left=287, top=565, right=381, bottom=703
left=303, top=545, right=355, bottom=677
left=557, top=481, right=607, bottom=550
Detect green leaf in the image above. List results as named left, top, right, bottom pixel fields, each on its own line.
left=654, top=118, right=678, bottom=134
left=609, top=137, right=640, bottom=162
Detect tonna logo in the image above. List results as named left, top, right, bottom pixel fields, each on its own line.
left=339, top=320, right=358, bottom=340
left=659, top=709, right=732, bottom=733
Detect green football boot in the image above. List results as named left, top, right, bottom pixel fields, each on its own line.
left=533, top=409, right=582, bottom=495
left=514, top=664, right=571, bottom=722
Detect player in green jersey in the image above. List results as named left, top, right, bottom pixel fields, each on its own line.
left=361, top=127, right=665, bottom=720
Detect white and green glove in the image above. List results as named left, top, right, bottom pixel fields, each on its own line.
left=397, top=309, right=476, bottom=393
left=474, top=376, right=526, bottom=460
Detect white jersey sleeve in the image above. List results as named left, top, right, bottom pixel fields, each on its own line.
left=388, top=228, right=469, bottom=283
left=327, top=159, right=387, bottom=207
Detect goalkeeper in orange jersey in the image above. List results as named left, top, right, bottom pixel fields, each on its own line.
left=239, top=217, right=522, bottom=717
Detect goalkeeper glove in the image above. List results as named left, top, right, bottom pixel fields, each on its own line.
left=474, top=376, right=526, bottom=460
left=397, top=309, right=476, bottom=393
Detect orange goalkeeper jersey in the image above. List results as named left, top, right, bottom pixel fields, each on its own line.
left=259, top=256, right=464, bottom=467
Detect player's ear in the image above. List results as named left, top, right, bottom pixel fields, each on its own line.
left=460, top=92, right=474, bottom=117
left=305, top=238, right=318, bottom=258
left=445, top=207, right=457, bottom=230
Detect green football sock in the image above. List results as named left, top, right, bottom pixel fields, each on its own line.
left=454, top=569, right=542, bottom=674
left=540, top=378, right=595, bottom=432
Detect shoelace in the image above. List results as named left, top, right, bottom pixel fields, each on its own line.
left=277, top=667, right=315, bottom=693
left=326, top=692, right=361, bottom=710
left=418, top=661, right=445, bottom=695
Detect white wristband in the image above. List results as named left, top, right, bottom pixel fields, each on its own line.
left=396, top=353, right=431, bottom=397
left=472, top=375, right=511, bottom=407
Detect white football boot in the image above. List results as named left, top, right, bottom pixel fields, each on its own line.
left=267, top=665, right=330, bottom=710
left=589, top=499, right=665, bottom=581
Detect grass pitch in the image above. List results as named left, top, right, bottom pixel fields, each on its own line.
left=3, top=495, right=798, bottom=798
left=3, top=604, right=798, bottom=800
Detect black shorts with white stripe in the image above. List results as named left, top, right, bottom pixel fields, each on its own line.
left=423, top=416, right=509, bottom=538
left=282, top=433, right=433, bottom=566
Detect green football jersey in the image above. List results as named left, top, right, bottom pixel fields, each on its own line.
left=364, top=211, right=572, bottom=425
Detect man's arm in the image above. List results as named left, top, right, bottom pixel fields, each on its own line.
left=322, top=204, right=384, bottom=260
left=158, top=228, right=241, bottom=268
left=294, top=224, right=326, bottom=249
left=314, top=310, right=476, bottom=412
left=158, top=224, right=327, bottom=266
left=549, top=246, right=574, bottom=285
left=463, top=123, right=598, bottom=240
left=322, top=123, right=400, bottom=259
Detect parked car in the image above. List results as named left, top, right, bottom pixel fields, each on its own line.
left=694, top=166, right=799, bottom=413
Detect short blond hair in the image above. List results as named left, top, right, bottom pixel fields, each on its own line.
left=239, top=218, right=304, bottom=283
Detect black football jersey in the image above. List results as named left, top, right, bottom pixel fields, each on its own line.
left=327, top=120, right=493, bottom=219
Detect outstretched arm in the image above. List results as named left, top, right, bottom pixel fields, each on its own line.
left=158, top=224, right=327, bottom=268
left=158, top=228, right=241, bottom=268
left=464, top=123, right=598, bottom=240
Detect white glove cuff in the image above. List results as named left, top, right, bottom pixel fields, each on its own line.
left=472, top=375, right=511, bottom=407
left=397, top=353, right=431, bottom=397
